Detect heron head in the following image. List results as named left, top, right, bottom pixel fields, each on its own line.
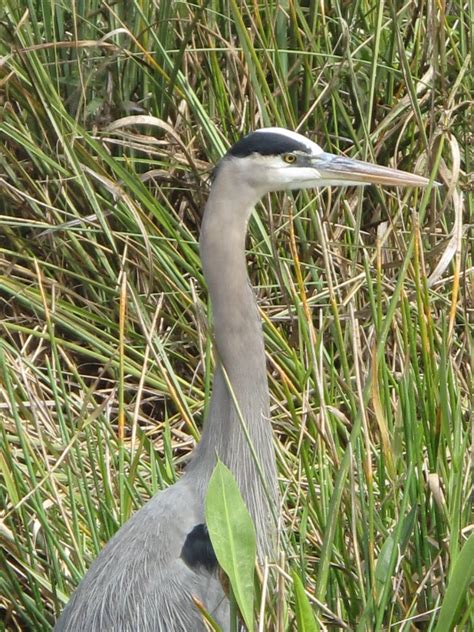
left=222, top=127, right=435, bottom=193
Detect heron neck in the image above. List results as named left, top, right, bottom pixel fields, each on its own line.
left=187, top=168, right=277, bottom=556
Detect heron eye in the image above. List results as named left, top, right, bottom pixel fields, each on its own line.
left=283, top=153, right=297, bottom=164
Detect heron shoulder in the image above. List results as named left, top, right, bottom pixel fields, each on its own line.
left=180, top=523, right=218, bottom=573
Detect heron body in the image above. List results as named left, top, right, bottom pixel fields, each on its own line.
left=55, top=128, right=430, bottom=631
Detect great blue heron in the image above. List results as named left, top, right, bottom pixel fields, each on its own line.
left=55, top=128, right=431, bottom=631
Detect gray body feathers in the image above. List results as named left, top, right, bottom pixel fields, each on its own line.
left=55, top=478, right=230, bottom=631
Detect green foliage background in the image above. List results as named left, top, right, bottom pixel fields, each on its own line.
left=0, top=1, right=471, bottom=630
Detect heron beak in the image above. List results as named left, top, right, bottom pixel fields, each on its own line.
left=310, top=153, right=438, bottom=187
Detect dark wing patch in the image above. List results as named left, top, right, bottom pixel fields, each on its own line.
left=180, top=523, right=218, bottom=573
left=228, top=131, right=310, bottom=158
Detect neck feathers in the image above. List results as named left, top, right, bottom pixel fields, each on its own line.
left=189, top=163, right=278, bottom=557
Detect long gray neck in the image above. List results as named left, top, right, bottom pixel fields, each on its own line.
left=187, top=162, right=278, bottom=557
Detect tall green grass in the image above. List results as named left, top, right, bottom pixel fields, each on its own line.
left=0, top=1, right=471, bottom=630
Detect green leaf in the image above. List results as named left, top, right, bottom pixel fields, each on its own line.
left=205, top=461, right=257, bottom=632
left=206, top=461, right=257, bottom=631
left=293, top=572, right=318, bottom=632
left=434, top=532, right=474, bottom=632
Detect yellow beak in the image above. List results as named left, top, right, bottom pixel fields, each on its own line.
left=310, top=153, right=438, bottom=187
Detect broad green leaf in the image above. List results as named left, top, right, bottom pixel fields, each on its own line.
left=293, top=572, right=317, bottom=632
left=205, top=461, right=256, bottom=632
left=434, top=532, right=474, bottom=632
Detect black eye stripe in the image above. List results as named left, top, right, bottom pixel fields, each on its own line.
left=227, top=132, right=310, bottom=158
